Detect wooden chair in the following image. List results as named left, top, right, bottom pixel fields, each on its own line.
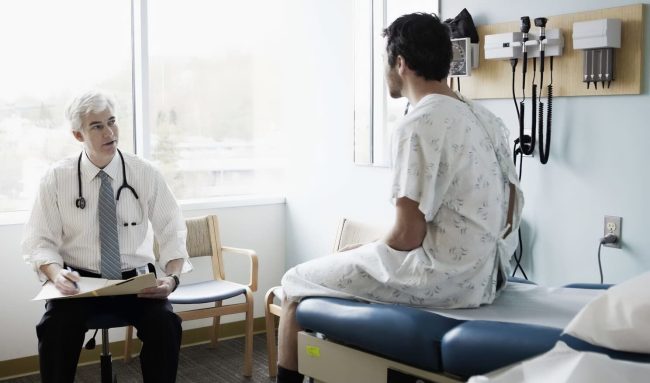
left=264, top=217, right=386, bottom=377
left=124, top=215, right=258, bottom=377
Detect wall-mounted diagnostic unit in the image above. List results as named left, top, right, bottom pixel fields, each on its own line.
left=457, top=4, right=643, bottom=99
left=572, top=19, right=622, bottom=89
left=450, top=37, right=479, bottom=77
left=483, top=16, right=563, bottom=166
left=446, top=8, right=480, bottom=78
left=484, top=28, right=564, bottom=60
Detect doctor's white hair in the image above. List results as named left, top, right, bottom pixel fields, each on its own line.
left=65, top=90, right=117, bottom=132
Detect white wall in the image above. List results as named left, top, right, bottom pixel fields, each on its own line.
left=440, top=0, right=650, bottom=285
left=283, top=0, right=395, bottom=267
left=0, top=202, right=285, bottom=361
left=283, top=0, right=650, bottom=288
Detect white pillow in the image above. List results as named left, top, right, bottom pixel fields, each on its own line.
left=563, top=270, right=650, bottom=353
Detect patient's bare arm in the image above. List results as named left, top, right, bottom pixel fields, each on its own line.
left=383, top=197, right=426, bottom=251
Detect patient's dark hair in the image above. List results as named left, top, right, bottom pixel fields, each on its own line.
left=383, top=13, right=452, bottom=81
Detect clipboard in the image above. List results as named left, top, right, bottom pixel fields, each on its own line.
left=33, top=272, right=157, bottom=301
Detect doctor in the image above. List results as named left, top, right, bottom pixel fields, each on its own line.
left=276, top=13, right=523, bottom=382
left=22, top=90, right=191, bottom=383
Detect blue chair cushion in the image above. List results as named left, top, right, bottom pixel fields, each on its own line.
left=169, top=280, right=247, bottom=304
left=296, top=297, right=463, bottom=372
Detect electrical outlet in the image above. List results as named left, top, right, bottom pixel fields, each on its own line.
left=603, top=216, right=622, bottom=248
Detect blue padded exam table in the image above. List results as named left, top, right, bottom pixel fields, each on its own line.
left=295, top=280, right=650, bottom=382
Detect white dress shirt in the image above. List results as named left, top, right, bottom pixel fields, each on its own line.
left=22, top=150, right=192, bottom=281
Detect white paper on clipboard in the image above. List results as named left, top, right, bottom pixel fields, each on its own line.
left=33, top=272, right=156, bottom=300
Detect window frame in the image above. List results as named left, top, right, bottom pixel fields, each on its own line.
left=353, top=0, right=440, bottom=167
left=132, top=0, right=151, bottom=159
left=0, top=0, right=287, bottom=221
left=133, top=0, right=286, bottom=202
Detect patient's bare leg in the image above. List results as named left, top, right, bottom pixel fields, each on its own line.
left=278, top=297, right=301, bottom=371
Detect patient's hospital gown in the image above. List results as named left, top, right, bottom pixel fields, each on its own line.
left=282, top=93, right=523, bottom=308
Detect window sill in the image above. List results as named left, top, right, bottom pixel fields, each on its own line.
left=179, top=194, right=286, bottom=211
left=0, top=195, right=286, bottom=226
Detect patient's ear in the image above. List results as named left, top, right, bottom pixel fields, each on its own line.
left=396, top=55, right=415, bottom=77
left=396, top=55, right=407, bottom=74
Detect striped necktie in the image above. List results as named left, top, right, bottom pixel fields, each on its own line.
left=98, top=170, right=122, bottom=279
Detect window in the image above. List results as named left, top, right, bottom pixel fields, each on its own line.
left=354, top=0, right=439, bottom=166
left=0, top=0, right=133, bottom=212
left=0, top=0, right=286, bottom=213
left=147, top=0, right=286, bottom=199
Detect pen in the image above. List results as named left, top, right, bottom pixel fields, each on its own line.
left=64, top=267, right=79, bottom=289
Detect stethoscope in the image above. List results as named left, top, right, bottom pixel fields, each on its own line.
left=75, top=149, right=139, bottom=209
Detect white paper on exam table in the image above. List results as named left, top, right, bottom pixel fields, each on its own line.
left=466, top=342, right=650, bottom=383
left=425, top=283, right=604, bottom=328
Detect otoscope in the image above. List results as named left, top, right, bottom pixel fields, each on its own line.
left=520, top=17, right=530, bottom=87
left=535, top=17, right=548, bottom=91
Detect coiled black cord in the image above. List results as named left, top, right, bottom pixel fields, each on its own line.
left=539, top=84, right=552, bottom=164
left=538, top=56, right=553, bottom=164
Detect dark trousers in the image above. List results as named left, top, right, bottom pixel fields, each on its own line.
left=36, top=294, right=182, bottom=383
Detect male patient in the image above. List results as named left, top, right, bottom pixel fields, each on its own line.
left=22, top=90, right=190, bottom=383
left=275, top=13, right=524, bottom=382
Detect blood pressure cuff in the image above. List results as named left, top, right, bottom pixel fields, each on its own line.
left=444, top=8, right=479, bottom=43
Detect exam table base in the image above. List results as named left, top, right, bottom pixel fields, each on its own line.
left=298, top=331, right=461, bottom=383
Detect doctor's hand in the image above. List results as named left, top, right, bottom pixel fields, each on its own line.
left=53, top=268, right=80, bottom=295
left=137, top=276, right=177, bottom=299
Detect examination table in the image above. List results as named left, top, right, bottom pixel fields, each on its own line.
left=295, top=279, right=650, bottom=382
left=279, top=218, right=650, bottom=382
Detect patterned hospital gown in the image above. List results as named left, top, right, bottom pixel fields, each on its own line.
left=282, top=93, right=524, bottom=309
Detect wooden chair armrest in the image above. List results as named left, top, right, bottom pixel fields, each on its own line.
left=265, top=286, right=283, bottom=317
left=221, top=246, right=258, bottom=292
